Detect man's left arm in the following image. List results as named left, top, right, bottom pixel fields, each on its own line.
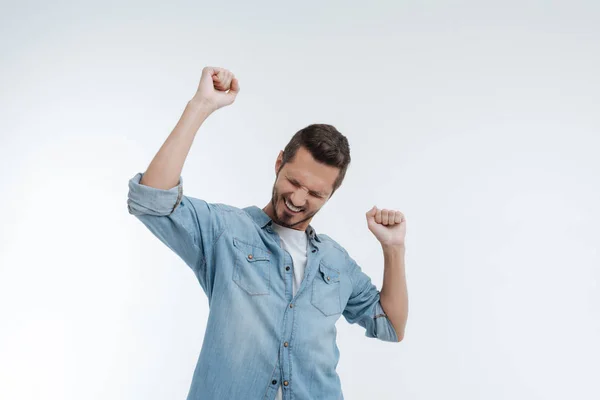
left=366, top=206, right=409, bottom=342
left=379, top=243, right=408, bottom=341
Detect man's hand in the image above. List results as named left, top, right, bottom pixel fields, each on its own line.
left=192, top=66, right=240, bottom=112
left=366, top=206, right=406, bottom=247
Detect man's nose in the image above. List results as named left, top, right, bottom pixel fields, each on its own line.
left=289, top=190, right=308, bottom=207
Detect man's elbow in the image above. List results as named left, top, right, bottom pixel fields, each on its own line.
left=394, top=328, right=405, bottom=342
left=391, top=319, right=406, bottom=342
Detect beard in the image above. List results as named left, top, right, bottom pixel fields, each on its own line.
left=270, top=186, right=316, bottom=229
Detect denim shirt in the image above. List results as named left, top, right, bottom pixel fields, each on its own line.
left=127, top=172, right=398, bottom=400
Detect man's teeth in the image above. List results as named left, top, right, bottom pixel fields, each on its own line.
left=285, top=199, right=302, bottom=212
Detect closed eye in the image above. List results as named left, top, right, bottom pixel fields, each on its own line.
left=288, top=178, right=325, bottom=199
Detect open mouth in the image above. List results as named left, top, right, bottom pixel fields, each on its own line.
left=284, top=198, right=303, bottom=213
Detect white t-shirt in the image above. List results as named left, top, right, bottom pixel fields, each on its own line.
left=271, top=222, right=309, bottom=400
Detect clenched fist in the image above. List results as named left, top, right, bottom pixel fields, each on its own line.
left=192, top=66, right=240, bottom=112
left=366, top=206, right=406, bottom=247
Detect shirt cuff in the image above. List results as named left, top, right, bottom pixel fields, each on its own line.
left=370, top=301, right=400, bottom=343
left=127, top=172, right=184, bottom=216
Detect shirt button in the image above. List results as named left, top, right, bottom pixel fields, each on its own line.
left=272, top=380, right=277, bottom=385
left=283, top=381, right=289, bottom=386
left=285, top=266, right=290, bottom=271
left=248, top=254, right=253, bottom=259
left=311, top=249, right=317, bottom=253
left=289, top=303, right=294, bottom=308
left=284, top=342, right=289, bottom=347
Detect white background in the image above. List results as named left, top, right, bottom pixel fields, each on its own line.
left=1, top=1, right=599, bottom=399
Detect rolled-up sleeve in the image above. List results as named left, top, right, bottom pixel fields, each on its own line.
left=127, top=172, right=225, bottom=297
left=343, top=256, right=399, bottom=343
left=127, top=172, right=185, bottom=216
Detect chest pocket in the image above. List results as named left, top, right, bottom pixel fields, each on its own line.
left=311, top=261, right=342, bottom=316
left=232, top=237, right=272, bottom=295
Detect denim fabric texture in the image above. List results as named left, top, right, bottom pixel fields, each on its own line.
left=127, top=172, right=398, bottom=400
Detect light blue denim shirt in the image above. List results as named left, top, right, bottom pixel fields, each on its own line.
left=127, top=172, right=398, bottom=400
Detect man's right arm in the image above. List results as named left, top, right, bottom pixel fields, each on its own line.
left=139, top=100, right=212, bottom=190
left=140, top=66, right=240, bottom=190
left=126, top=66, right=239, bottom=296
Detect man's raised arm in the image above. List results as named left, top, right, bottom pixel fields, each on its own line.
left=140, top=66, right=240, bottom=189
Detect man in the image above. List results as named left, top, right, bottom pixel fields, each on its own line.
left=127, top=66, right=409, bottom=400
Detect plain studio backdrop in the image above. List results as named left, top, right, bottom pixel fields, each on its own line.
left=1, top=1, right=599, bottom=399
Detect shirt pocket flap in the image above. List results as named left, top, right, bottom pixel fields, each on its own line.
left=233, top=237, right=271, bottom=262
left=318, top=261, right=341, bottom=284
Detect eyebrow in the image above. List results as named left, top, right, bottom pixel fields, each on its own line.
left=287, top=177, right=328, bottom=197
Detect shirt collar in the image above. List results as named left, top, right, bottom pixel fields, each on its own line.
left=242, top=206, right=321, bottom=243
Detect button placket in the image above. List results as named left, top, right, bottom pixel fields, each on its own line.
left=279, top=246, right=306, bottom=396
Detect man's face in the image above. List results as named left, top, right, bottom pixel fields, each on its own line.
left=267, top=146, right=340, bottom=231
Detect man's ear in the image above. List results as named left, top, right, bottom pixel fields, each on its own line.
left=275, top=151, right=284, bottom=174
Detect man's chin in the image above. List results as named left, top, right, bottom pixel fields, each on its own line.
left=276, top=208, right=302, bottom=225
left=278, top=210, right=294, bottom=223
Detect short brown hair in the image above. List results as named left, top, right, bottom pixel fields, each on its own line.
left=279, top=123, right=351, bottom=197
